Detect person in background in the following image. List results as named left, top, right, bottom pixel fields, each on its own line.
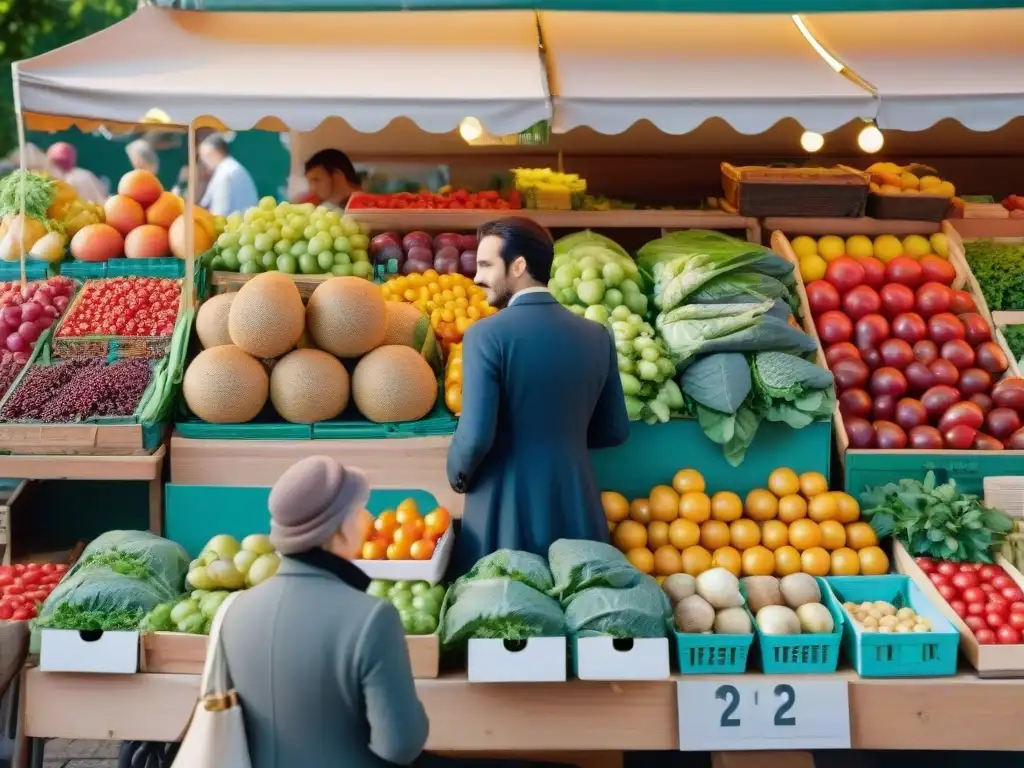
left=198, top=133, right=258, bottom=217
left=126, top=138, right=159, bottom=176
left=304, top=148, right=363, bottom=211
left=220, top=455, right=429, bottom=768
left=45, top=142, right=107, bottom=202
left=446, top=217, right=630, bottom=577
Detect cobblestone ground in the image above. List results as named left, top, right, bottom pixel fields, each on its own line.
left=43, top=739, right=118, bottom=767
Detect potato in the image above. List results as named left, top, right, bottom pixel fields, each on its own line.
left=779, top=573, right=821, bottom=609
left=756, top=605, right=801, bottom=636
left=675, top=594, right=715, bottom=634
left=742, top=576, right=783, bottom=614
left=663, top=573, right=697, bottom=606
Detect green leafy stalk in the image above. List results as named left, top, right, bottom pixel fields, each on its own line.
left=964, top=240, right=1024, bottom=311
left=34, top=602, right=145, bottom=632
left=0, top=170, right=53, bottom=222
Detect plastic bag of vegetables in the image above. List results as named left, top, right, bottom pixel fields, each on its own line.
left=441, top=577, right=567, bottom=649
left=548, top=539, right=642, bottom=602
left=563, top=577, right=671, bottom=638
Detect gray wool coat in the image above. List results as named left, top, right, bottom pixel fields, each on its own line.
left=446, top=290, right=630, bottom=577
left=220, top=556, right=429, bottom=768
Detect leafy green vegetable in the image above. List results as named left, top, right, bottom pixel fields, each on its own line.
left=687, top=271, right=793, bottom=306
left=440, top=577, right=567, bottom=649
left=860, top=471, right=1014, bottom=563
left=554, top=230, right=631, bottom=261
left=638, top=230, right=793, bottom=281
left=696, top=400, right=763, bottom=467
left=563, top=578, right=671, bottom=638
left=35, top=602, right=145, bottom=632
left=78, top=551, right=152, bottom=580
left=0, top=170, right=54, bottom=223
left=752, top=351, right=836, bottom=430
left=657, top=302, right=773, bottom=361
left=964, top=240, right=1024, bottom=311
left=681, top=353, right=751, bottom=414
left=461, top=549, right=554, bottom=593
left=1003, top=325, right=1024, bottom=363
left=548, top=539, right=642, bottom=602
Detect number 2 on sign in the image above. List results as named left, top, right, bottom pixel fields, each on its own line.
left=716, top=684, right=796, bottom=728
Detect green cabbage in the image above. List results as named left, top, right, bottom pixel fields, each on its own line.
left=462, top=549, right=554, bottom=593
left=564, top=577, right=671, bottom=638
left=548, top=539, right=642, bottom=602
left=440, top=578, right=566, bottom=648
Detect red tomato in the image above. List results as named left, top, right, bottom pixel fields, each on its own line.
left=12, top=564, right=24, bottom=574
left=976, top=628, right=997, bottom=645
left=27, top=590, right=48, bottom=603
left=0, top=605, right=12, bottom=620
left=937, top=584, right=957, bottom=601
left=952, top=572, right=979, bottom=590
left=20, top=571, right=39, bottom=587
left=980, top=583, right=997, bottom=595
left=963, top=587, right=987, bottom=604
left=1011, top=602, right=1024, bottom=614
left=0, top=575, right=13, bottom=589
left=937, top=562, right=958, bottom=576
left=961, top=563, right=982, bottom=572
left=992, top=574, right=1015, bottom=590
left=915, top=557, right=936, bottom=573
left=986, top=612, right=1007, bottom=629
left=949, top=600, right=968, bottom=618
left=0, top=566, right=13, bottom=579
left=928, top=573, right=949, bottom=587
left=979, top=565, right=1003, bottom=582
left=965, top=615, right=987, bottom=633
left=967, top=602, right=986, bottom=616
left=5, top=585, right=24, bottom=596
left=1002, top=587, right=1024, bottom=602
left=1009, top=612, right=1024, bottom=631
left=11, top=608, right=31, bottom=622
left=997, top=626, right=1022, bottom=645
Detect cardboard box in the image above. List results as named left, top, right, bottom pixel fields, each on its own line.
left=40, top=629, right=139, bottom=674
left=573, top=636, right=670, bottom=681
left=467, top=637, right=567, bottom=683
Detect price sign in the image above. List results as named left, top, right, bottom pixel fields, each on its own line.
left=676, top=680, right=851, bottom=751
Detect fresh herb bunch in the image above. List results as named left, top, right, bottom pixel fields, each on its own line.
left=1003, top=325, right=1024, bottom=364
left=0, top=171, right=54, bottom=223
left=860, top=471, right=1014, bottom=563
left=34, top=602, right=145, bottom=632
left=964, top=240, right=1024, bottom=312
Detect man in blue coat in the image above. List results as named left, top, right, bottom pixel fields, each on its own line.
left=447, top=218, right=630, bottom=576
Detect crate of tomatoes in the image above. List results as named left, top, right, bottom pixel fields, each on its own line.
left=0, top=561, right=69, bottom=622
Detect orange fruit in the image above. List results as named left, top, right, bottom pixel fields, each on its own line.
left=845, top=521, right=879, bottom=550
left=396, top=498, right=421, bottom=523
left=700, top=520, right=731, bottom=551
left=799, top=471, right=829, bottom=498
left=808, top=492, right=839, bottom=523
left=673, top=468, right=706, bottom=495
left=648, top=521, right=670, bottom=550
left=801, top=546, right=831, bottom=576
left=777, top=494, right=808, bottom=524
left=393, top=522, right=423, bottom=545
left=789, top=519, right=821, bottom=551
left=681, top=545, right=712, bottom=577
left=774, top=545, right=802, bottom=576
left=373, top=511, right=400, bottom=539
left=649, top=485, right=681, bottom=523
left=387, top=540, right=412, bottom=560
left=768, top=467, right=801, bottom=497
left=680, top=492, right=711, bottom=524
left=627, top=548, right=655, bottom=574
left=818, top=520, right=846, bottom=551
left=669, top=519, right=701, bottom=550
left=833, top=492, right=861, bottom=524
left=859, top=546, right=890, bottom=575
left=761, top=520, right=789, bottom=551
left=410, top=539, right=436, bottom=561
left=602, top=491, right=630, bottom=522
left=656, top=575, right=666, bottom=586
left=654, top=545, right=684, bottom=576
left=830, top=547, right=860, bottom=576
left=424, top=507, right=452, bottom=536
left=607, top=520, right=617, bottom=534
left=741, top=545, right=775, bottom=576
left=613, top=520, right=648, bottom=552
left=745, top=489, right=779, bottom=521
left=711, top=491, right=743, bottom=522
left=361, top=540, right=387, bottom=560
left=712, top=546, right=742, bottom=577
left=630, top=498, right=652, bottom=524
left=729, top=519, right=761, bottom=551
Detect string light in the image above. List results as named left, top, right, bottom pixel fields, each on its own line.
left=800, top=131, right=825, bottom=152
left=459, top=117, right=483, bottom=143
left=858, top=123, right=884, bottom=153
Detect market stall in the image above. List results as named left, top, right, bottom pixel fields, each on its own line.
left=8, top=2, right=1024, bottom=767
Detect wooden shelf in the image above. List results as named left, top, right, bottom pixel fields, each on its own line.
left=20, top=667, right=1024, bottom=751
left=763, top=217, right=941, bottom=237
left=950, top=218, right=1024, bottom=240
left=347, top=209, right=759, bottom=240
left=0, top=445, right=164, bottom=482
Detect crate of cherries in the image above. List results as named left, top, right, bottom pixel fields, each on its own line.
left=916, top=557, right=1024, bottom=645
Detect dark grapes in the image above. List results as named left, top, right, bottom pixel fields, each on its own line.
left=1, top=357, right=153, bottom=423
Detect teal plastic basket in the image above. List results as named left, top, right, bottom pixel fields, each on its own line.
left=55, top=261, right=106, bottom=280
left=674, top=629, right=753, bottom=674
left=0, top=263, right=48, bottom=281
left=753, top=577, right=845, bottom=674
left=826, top=575, right=959, bottom=678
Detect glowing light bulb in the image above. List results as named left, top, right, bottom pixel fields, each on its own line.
left=858, top=124, right=884, bottom=154
left=800, top=131, right=824, bottom=153
left=459, top=117, right=483, bottom=143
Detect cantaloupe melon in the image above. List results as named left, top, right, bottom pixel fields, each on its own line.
left=270, top=349, right=350, bottom=424
left=195, top=292, right=235, bottom=349
left=228, top=272, right=305, bottom=358
left=306, top=277, right=386, bottom=358
left=351, top=345, right=438, bottom=423
left=183, top=345, right=268, bottom=424
left=381, top=303, right=441, bottom=372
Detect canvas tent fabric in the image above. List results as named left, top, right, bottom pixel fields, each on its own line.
left=14, top=6, right=551, bottom=136
left=804, top=9, right=1024, bottom=131
left=539, top=11, right=876, bottom=135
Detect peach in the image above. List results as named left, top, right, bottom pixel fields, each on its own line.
left=145, top=192, right=184, bottom=229
left=70, top=224, right=124, bottom=262
left=124, top=224, right=170, bottom=259
left=118, top=169, right=163, bottom=209
left=169, top=215, right=214, bottom=260
left=103, top=195, right=145, bottom=236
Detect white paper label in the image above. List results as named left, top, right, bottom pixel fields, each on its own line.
left=677, top=680, right=851, bottom=751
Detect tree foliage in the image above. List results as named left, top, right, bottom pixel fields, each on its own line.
left=0, top=0, right=138, bottom=154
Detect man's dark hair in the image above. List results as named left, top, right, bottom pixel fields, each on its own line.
left=477, top=217, right=554, bottom=282
left=305, top=149, right=360, bottom=187
left=201, top=133, right=230, bottom=156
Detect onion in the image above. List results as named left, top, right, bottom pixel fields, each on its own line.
left=19, top=303, right=41, bottom=323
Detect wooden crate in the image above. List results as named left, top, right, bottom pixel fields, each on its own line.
left=0, top=422, right=164, bottom=456
left=984, top=476, right=1024, bottom=518
left=141, top=630, right=440, bottom=678
left=893, top=540, right=1024, bottom=678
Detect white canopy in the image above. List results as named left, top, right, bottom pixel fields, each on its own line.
left=14, top=6, right=551, bottom=136
left=804, top=9, right=1024, bottom=131
left=539, top=11, right=875, bottom=135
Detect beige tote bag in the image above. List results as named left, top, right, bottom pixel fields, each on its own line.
left=172, top=591, right=252, bottom=768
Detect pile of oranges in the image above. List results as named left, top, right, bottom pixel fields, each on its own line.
left=604, top=467, right=889, bottom=582
left=380, top=271, right=496, bottom=352
left=360, top=498, right=451, bottom=562
left=445, top=343, right=463, bottom=416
